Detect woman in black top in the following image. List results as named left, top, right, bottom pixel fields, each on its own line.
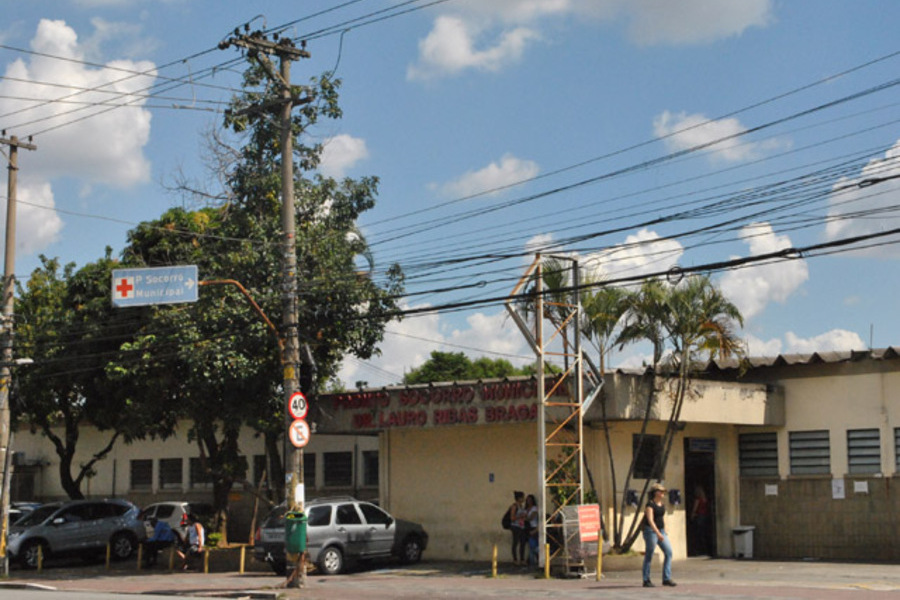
left=642, top=482, right=676, bottom=587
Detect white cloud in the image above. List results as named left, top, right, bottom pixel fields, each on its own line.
left=409, top=1, right=773, bottom=80
left=337, top=306, right=531, bottom=388
left=581, top=228, right=683, bottom=282
left=653, top=110, right=787, bottom=163
left=784, top=330, right=866, bottom=354
left=440, top=154, right=539, bottom=198
left=719, top=223, right=809, bottom=319
left=825, top=139, right=900, bottom=257
left=407, top=16, right=538, bottom=80
left=744, top=333, right=783, bottom=357
left=9, top=182, right=64, bottom=254
left=319, top=134, right=369, bottom=179
left=0, top=19, right=155, bottom=257
left=619, top=0, right=773, bottom=46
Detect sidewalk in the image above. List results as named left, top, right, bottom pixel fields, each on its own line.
left=2, top=557, right=900, bottom=599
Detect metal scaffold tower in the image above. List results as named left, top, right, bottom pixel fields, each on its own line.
left=505, top=253, right=586, bottom=573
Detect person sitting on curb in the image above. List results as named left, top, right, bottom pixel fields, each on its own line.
left=177, top=513, right=205, bottom=570
left=144, top=517, right=178, bottom=567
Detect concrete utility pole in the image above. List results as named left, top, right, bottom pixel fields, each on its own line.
left=0, top=133, right=37, bottom=576
left=218, top=29, right=310, bottom=588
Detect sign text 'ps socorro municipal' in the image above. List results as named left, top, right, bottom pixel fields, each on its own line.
left=112, top=265, right=199, bottom=308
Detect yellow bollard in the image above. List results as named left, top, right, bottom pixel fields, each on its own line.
left=543, top=543, right=550, bottom=579
left=239, top=545, right=245, bottom=575
left=596, top=527, right=603, bottom=581
left=168, top=545, right=176, bottom=571
left=137, top=543, right=143, bottom=571
left=106, top=543, right=111, bottom=570
left=203, top=549, right=209, bottom=574
left=491, top=544, right=497, bottom=578
left=37, top=544, right=43, bottom=574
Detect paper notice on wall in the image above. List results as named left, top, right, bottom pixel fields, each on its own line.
left=853, top=480, right=869, bottom=494
left=764, top=484, right=778, bottom=496
left=832, top=478, right=845, bottom=499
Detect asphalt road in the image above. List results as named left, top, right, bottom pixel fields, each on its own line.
left=1, top=557, right=900, bottom=599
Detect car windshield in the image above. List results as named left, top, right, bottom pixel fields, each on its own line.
left=16, top=504, right=60, bottom=527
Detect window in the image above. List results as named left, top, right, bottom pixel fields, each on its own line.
left=632, top=434, right=663, bottom=480
left=307, top=505, right=331, bottom=527
left=847, top=429, right=881, bottom=474
left=304, top=452, right=317, bottom=488
left=159, top=458, right=183, bottom=490
left=362, top=451, right=379, bottom=487
left=895, top=428, right=900, bottom=470
left=359, top=503, right=391, bottom=526
left=323, top=452, right=352, bottom=487
left=190, top=457, right=213, bottom=489
left=739, top=432, right=778, bottom=477
left=335, top=503, right=361, bottom=525
left=789, top=430, right=831, bottom=475
left=130, top=459, right=152, bottom=490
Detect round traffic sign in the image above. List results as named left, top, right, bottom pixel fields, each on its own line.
left=288, top=392, right=308, bottom=420
left=289, top=419, right=311, bottom=448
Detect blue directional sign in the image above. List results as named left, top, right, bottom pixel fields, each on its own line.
left=112, top=265, right=199, bottom=307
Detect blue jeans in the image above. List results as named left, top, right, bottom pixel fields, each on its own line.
left=642, top=526, right=673, bottom=583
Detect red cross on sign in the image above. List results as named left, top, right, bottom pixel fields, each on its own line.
left=289, top=419, right=310, bottom=448
left=114, top=277, right=134, bottom=299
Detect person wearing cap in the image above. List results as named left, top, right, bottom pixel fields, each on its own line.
left=642, top=482, right=676, bottom=587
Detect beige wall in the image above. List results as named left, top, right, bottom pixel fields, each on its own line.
left=381, top=423, right=538, bottom=562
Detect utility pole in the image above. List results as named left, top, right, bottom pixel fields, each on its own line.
left=0, top=132, right=37, bottom=576
left=219, top=28, right=310, bottom=588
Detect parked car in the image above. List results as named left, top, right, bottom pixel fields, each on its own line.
left=139, top=501, right=213, bottom=540
left=8, top=502, right=42, bottom=525
left=254, top=496, right=428, bottom=575
left=8, top=499, right=146, bottom=568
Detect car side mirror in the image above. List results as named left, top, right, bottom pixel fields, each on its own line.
left=386, top=517, right=394, bottom=529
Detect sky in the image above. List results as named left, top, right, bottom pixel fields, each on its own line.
left=3, top=0, right=900, bottom=388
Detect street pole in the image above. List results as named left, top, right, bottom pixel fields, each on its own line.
left=0, top=133, right=37, bottom=576
left=218, top=29, right=310, bottom=588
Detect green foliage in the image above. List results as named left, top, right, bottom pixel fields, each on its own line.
left=402, top=351, right=533, bottom=385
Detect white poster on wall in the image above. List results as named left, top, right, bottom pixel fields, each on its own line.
left=764, top=484, right=778, bottom=496
left=832, top=478, right=845, bottom=499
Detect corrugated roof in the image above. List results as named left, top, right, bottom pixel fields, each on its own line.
left=703, top=346, right=900, bottom=372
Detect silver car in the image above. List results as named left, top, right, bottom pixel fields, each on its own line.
left=8, top=499, right=146, bottom=568
left=254, top=496, right=429, bottom=575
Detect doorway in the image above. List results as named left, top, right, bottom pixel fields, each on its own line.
left=683, top=438, right=717, bottom=557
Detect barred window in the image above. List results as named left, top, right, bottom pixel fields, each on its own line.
left=895, top=428, right=900, bottom=470
left=362, top=451, right=379, bottom=487
left=158, top=458, right=183, bottom=490
left=739, top=432, right=778, bottom=477
left=789, top=430, right=830, bottom=475
left=130, top=459, right=152, bottom=490
left=304, top=452, right=317, bottom=488
left=632, top=434, right=663, bottom=480
left=847, top=429, right=881, bottom=474
left=190, top=457, right=213, bottom=489
left=323, top=452, right=352, bottom=487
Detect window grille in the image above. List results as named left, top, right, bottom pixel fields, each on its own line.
left=158, top=458, right=183, bottom=489
left=130, top=459, right=152, bottom=490
left=323, top=452, right=353, bottom=487
left=739, top=432, right=778, bottom=477
left=847, top=429, right=881, bottom=474
left=789, top=430, right=830, bottom=475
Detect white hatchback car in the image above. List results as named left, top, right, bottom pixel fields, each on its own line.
left=139, top=501, right=212, bottom=540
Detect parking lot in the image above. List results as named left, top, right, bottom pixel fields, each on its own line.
left=3, top=556, right=900, bottom=599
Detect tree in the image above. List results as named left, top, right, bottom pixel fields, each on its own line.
left=612, top=275, right=743, bottom=551
left=402, top=351, right=529, bottom=385
left=15, top=252, right=174, bottom=499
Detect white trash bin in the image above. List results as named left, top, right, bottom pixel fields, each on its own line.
left=732, top=526, right=755, bottom=559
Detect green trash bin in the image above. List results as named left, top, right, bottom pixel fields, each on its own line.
left=285, top=511, right=308, bottom=554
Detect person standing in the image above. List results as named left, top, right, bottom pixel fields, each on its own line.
left=524, top=494, right=539, bottom=566
left=690, top=484, right=711, bottom=555
left=642, top=482, right=676, bottom=588
left=508, top=491, right=527, bottom=565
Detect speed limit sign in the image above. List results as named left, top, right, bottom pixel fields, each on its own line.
left=289, top=419, right=311, bottom=448
left=288, top=392, right=308, bottom=420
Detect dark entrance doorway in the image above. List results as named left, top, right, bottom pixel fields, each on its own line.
left=684, top=438, right=717, bottom=556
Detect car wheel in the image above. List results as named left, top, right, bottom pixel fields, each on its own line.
left=400, top=536, right=423, bottom=564
left=20, top=540, right=48, bottom=569
left=110, top=532, right=137, bottom=560
left=317, top=546, right=344, bottom=575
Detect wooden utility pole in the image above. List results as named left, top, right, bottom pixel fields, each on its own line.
left=219, top=29, right=310, bottom=588
left=0, top=133, right=36, bottom=576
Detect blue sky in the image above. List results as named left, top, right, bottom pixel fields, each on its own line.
left=3, top=1, right=900, bottom=388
